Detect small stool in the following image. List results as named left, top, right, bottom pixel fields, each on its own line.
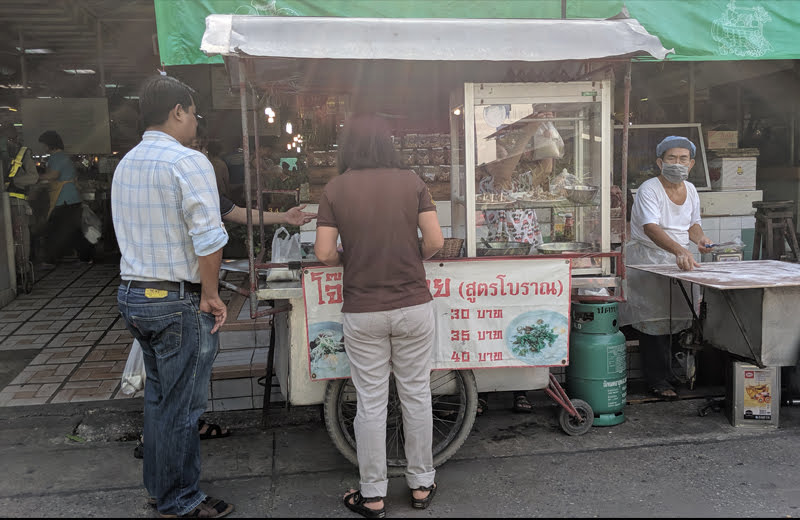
left=752, top=200, right=800, bottom=261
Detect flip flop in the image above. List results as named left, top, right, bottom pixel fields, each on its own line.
left=650, top=383, right=679, bottom=401
left=343, top=490, right=385, bottom=519
left=198, top=419, right=231, bottom=440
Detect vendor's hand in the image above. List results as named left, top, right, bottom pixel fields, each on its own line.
left=697, top=236, right=714, bottom=254
left=284, top=204, right=317, bottom=226
left=675, top=249, right=700, bottom=271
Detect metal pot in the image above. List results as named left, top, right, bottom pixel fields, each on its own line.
left=536, top=242, right=594, bottom=255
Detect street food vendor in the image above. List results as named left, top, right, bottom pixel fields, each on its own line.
left=619, top=136, right=714, bottom=399
left=477, top=110, right=563, bottom=414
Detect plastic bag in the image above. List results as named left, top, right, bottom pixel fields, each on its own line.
left=81, top=203, right=102, bottom=244
left=549, top=169, right=581, bottom=197
left=532, top=121, right=564, bottom=161
left=709, top=236, right=745, bottom=254
left=121, top=339, right=146, bottom=395
left=271, top=226, right=302, bottom=264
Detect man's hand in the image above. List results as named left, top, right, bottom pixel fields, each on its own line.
left=200, top=294, right=227, bottom=334
left=697, top=236, right=714, bottom=254
left=284, top=204, right=317, bottom=226
left=675, top=248, right=700, bottom=271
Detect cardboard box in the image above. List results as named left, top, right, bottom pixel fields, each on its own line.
left=706, top=130, right=738, bottom=149
left=709, top=156, right=757, bottom=191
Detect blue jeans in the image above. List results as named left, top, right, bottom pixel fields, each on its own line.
left=118, top=284, right=218, bottom=516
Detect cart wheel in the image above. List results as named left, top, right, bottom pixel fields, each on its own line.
left=558, top=398, right=594, bottom=436
left=323, top=369, right=478, bottom=478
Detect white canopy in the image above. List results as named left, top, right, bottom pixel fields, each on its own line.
left=201, top=13, right=673, bottom=62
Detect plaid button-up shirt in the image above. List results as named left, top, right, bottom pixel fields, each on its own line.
left=112, top=130, right=228, bottom=284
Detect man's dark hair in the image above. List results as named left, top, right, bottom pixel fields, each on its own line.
left=38, top=130, right=64, bottom=150
left=138, top=75, right=196, bottom=129
left=336, top=113, right=401, bottom=174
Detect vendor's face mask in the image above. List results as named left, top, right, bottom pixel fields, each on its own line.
left=661, top=162, right=689, bottom=183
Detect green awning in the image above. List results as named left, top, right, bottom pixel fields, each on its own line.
left=155, top=0, right=800, bottom=66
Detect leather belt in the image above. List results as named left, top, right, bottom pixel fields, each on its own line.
left=126, top=280, right=203, bottom=294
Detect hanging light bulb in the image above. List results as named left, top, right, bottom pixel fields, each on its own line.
left=287, top=143, right=292, bottom=150
left=296, top=146, right=301, bottom=153
left=453, top=107, right=462, bottom=116
left=268, top=116, right=274, bottom=124
left=285, top=122, right=293, bottom=134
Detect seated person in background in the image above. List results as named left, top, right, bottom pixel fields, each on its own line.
left=207, top=141, right=232, bottom=201
left=477, top=110, right=563, bottom=415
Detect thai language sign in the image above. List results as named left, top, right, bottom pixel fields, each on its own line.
left=302, top=258, right=571, bottom=380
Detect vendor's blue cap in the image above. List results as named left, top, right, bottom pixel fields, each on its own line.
left=656, top=136, right=696, bottom=158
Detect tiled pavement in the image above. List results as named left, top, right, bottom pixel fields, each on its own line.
left=0, top=263, right=274, bottom=409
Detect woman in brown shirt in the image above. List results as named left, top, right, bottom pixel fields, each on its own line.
left=315, top=113, right=443, bottom=518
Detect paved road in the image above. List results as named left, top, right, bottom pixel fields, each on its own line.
left=1, top=394, right=798, bottom=518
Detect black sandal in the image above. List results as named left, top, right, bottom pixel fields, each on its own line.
left=343, top=490, right=385, bottom=519
left=476, top=397, right=488, bottom=417
left=133, top=434, right=144, bottom=459
left=411, top=483, right=437, bottom=509
left=198, top=419, right=231, bottom=440
left=512, top=394, right=533, bottom=413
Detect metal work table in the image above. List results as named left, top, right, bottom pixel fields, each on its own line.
left=628, top=260, right=800, bottom=368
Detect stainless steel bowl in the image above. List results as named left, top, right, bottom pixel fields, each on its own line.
left=477, top=241, right=531, bottom=257
left=564, top=185, right=599, bottom=204
left=536, top=242, right=594, bottom=254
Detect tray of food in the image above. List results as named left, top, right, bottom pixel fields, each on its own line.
left=475, top=193, right=513, bottom=210
left=508, top=190, right=566, bottom=208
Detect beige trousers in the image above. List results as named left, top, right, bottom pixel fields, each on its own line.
left=342, top=300, right=436, bottom=498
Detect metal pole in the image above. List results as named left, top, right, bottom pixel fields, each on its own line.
left=619, top=61, right=632, bottom=298
left=561, top=0, right=567, bottom=19
left=238, top=60, right=258, bottom=318
left=736, top=85, right=744, bottom=151
left=96, top=19, right=106, bottom=97
left=18, top=31, right=27, bottom=91
left=688, top=62, right=695, bottom=122
left=251, top=86, right=264, bottom=256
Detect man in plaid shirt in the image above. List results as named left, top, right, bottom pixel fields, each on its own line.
left=112, top=75, right=233, bottom=518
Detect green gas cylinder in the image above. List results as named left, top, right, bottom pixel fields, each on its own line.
left=567, top=302, right=627, bottom=426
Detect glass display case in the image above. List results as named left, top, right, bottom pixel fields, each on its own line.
left=449, top=81, right=616, bottom=279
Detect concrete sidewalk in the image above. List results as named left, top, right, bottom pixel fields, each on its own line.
left=1, top=390, right=799, bottom=517
left=2, top=262, right=799, bottom=517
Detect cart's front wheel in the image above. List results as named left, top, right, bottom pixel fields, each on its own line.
left=558, top=398, right=594, bottom=436
left=323, top=369, right=478, bottom=477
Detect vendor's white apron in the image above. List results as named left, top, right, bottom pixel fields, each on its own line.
left=619, top=239, right=698, bottom=335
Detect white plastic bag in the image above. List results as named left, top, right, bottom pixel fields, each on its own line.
left=271, top=226, right=302, bottom=264
left=121, top=339, right=146, bottom=395
left=81, top=203, right=102, bottom=244
left=532, top=121, right=564, bottom=161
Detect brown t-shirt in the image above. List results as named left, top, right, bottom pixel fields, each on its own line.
left=316, top=168, right=437, bottom=313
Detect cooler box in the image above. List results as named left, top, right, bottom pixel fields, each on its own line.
left=708, top=149, right=759, bottom=191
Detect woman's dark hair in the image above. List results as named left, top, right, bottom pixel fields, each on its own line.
left=336, top=113, right=401, bottom=174
left=206, top=140, right=223, bottom=157
left=38, top=130, right=64, bottom=150
left=138, top=75, right=196, bottom=128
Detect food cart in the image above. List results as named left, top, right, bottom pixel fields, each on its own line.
left=201, top=11, right=672, bottom=473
